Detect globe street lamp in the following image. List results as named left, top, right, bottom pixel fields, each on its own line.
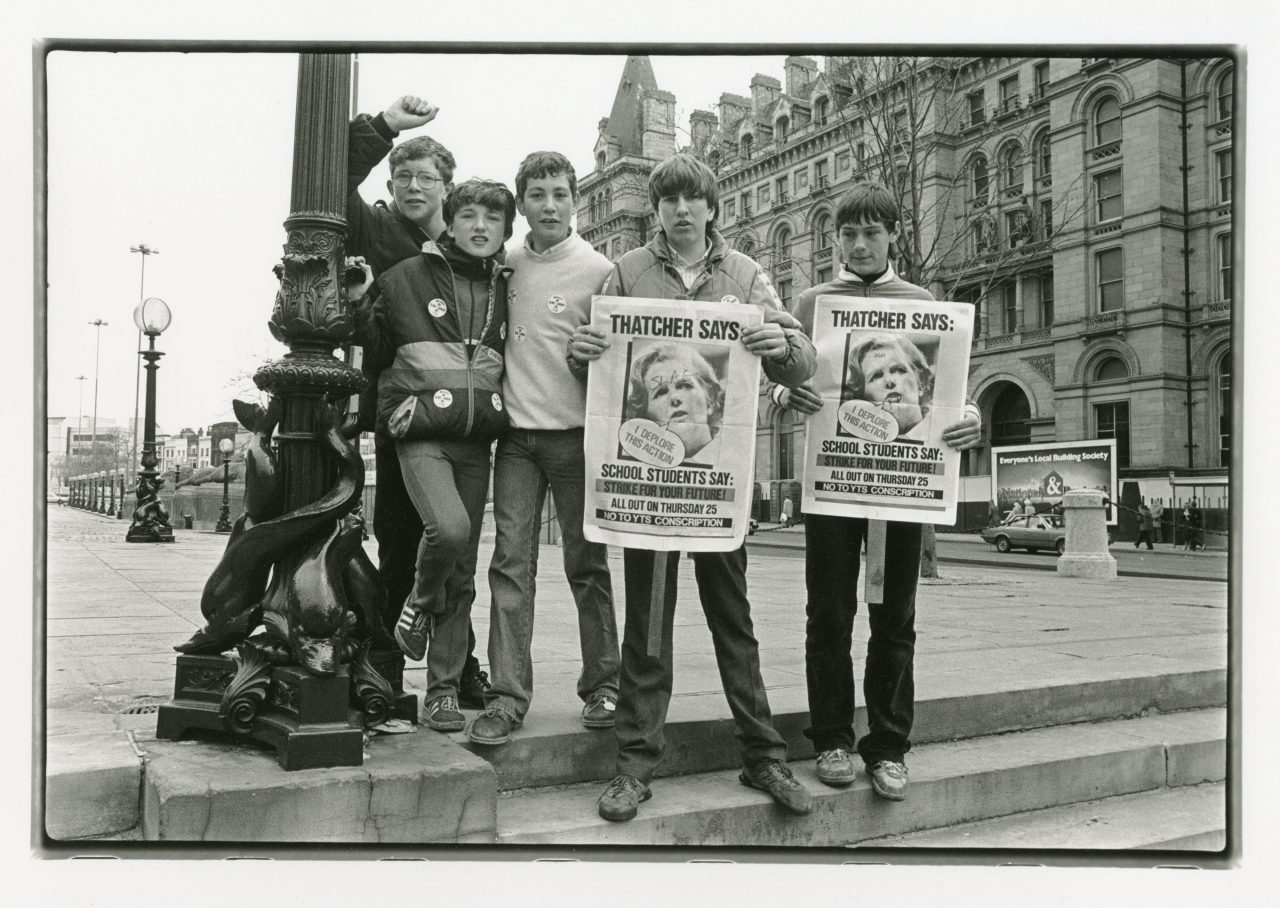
left=215, top=437, right=234, bottom=533
left=126, top=298, right=176, bottom=543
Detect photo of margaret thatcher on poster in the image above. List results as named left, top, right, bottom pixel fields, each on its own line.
left=801, top=296, right=974, bottom=524
left=583, top=296, right=763, bottom=551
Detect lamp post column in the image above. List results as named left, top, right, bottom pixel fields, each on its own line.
left=126, top=323, right=175, bottom=543
left=215, top=439, right=233, bottom=533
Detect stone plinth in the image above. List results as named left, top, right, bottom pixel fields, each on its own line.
left=1058, top=490, right=1117, bottom=579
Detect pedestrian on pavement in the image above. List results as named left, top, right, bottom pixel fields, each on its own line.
left=1186, top=499, right=1204, bottom=551
left=772, top=182, right=983, bottom=803
left=467, top=151, right=621, bottom=748
left=1135, top=501, right=1155, bottom=550
left=345, top=95, right=489, bottom=708
left=1151, top=500, right=1164, bottom=544
left=572, top=153, right=817, bottom=824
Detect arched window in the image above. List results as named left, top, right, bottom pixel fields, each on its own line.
left=1000, top=142, right=1023, bottom=191
left=812, top=212, right=831, bottom=251
left=1094, top=356, right=1129, bottom=382
left=775, top=115, right=789, bottom=141
left=989, top=384, right=1032, bottom=448
left=814, top=97, right=829, bottom=126
left=1032, top=129, right=1052, bottom=181
left=972, top=155, right=990, bottom=206
left=1093, top=94, right=1122, bottom=145
left=1216, top=352, right=1231, bottom=466
left=737, top=235, right=755, bottom=256
left=741, top=134, right=753, bottom=160
left=775, top=225, right=792, bottom=260
left=1216, top=66, right=1234, bottom=121
left=604, top=186, right=612, bottom=214
left=597, top=150, right=607, bottom=171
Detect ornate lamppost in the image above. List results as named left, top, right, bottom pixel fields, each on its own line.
left=215, top=438, right=234, bottom=533
left=126, top=297, right=175, bottom=543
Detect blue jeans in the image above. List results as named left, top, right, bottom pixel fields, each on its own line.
left=486, top=428, right=619, bottom=721
left=803, top=514, right=919, bottom=766
left=396, top=438, right=491, bottom=702
left=614, top=545, right=787, bottom=783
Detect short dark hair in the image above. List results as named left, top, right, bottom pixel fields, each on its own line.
left=389, top=136, right=457, bottom=184
left=443, top=179, right=518, bottom=240
left=515, top=151, right=578, bottom=200
left=647, top=153, right=719, bottom=229
left=834, top=181, right=899, bottom=233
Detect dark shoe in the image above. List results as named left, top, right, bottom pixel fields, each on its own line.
left=581, top=690, right=617, bottom=728
left=458, top=662, right=491, bottom=710
left=740, top=758, right=813, bottom=816
left=468, top=708, right=514, bottom=746
left=815, top=747, right=857, bottom=788
left=598, top=774, right=651, bottom=822
left=423, top=695, right=465, bottom=732
left=867, top=760, right=909, bottom=801
left=394, top=599, right=432, bottom=662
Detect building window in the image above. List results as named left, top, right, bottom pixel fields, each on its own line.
left=1038, top=270, right=1055, bottom=327
left=815, top=158, right=829, bottom=188
left=999, top=283, right=1017, bottom=334
left=956, top=285, right=983, bottom=337
left=855, top=142, right=868, bottom=170
left=775, top=115, right=789, bottom=141
left=1032, top=129, right=1051, bottom=181
left=597, top=150, right=606, bottom=170
left=775, top=225, right=792, bottom=261
left=1093, top=95, right=1122, bottom=145
left=998, top=74, right=1021, bottom=112
left=1216, top=66, right=1234, bottom=121
left=972, top=156, right=989, bottom=206
left=758, top=185, right=770, bottom=208
left=741, top=193, right=752, bottom=218
left=604, top=187, right=612, bottom=214
left=1096, top=248, right=1124, bottom=311
left=1216, top=354, right=1231, bottom=466
left=990, top=385, right=1032, bottom=447
left=968, top=89, right=986, bottom=127
left=794, top=168, right=808, bottom=194
left=1094, top=401, right=1130, bottom=467
left=1039, top=198, right=1054, bottom=241
left=836, top=150, right=850, bottom=175
left=1095, top=356, right=1128, bottom=382
left=1217, top=232, right=1232, bottom=301
left=1004, top=208, right=1027, bottom=247
left=724, top=198, right=736, bottom=221
left=1033, top=61, right=1050, bottom=99
left=1094, top=168, right=1123, bottom=221
left=776, top=278, right=793, bottom=309
left=741, top=134, right=753, bottom=160
left=812, top=212, right=832, bottom=251
left=892, top=109, right=908, bottom=155
left=815, top=266, right=832, bottom=284
left=973, top=217, right=995, bottom=256
left=776, top=176, right=790, bottom=204
left=737, top=235, right=755, bottom=256
left=1000, top=142, right=1023, bottom=191
left=815, top=97, right=829, bottom=126
left=1216, top=149, right=1233, bottom=203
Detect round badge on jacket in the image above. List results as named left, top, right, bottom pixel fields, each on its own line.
left=721, top=295, right=740, bottom=305
left=513, top=325, right=527, bottom=343
left=428, top=299, right=447, bottom=318
left=492, top=393, right=504, bottom=412
left=433, top=390, right=453, bottom=408
left=547, top=294, right=566, bottom=314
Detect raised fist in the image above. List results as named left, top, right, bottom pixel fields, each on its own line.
left=382, top=95, right=439, bottom=133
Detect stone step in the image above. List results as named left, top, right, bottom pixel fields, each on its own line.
left=853, top=781, right=1226, bottom=851
left=495, top=707, right=1224, bottom=847
left=462, top=668, right=1225, bottom=791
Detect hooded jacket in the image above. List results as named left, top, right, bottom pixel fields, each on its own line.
left=601, top=228, right=816, bottom=389
left=356, top=238, right=512, bottom=442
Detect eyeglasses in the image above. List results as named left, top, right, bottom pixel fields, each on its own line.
left=392, top=172, right=443, bottom=190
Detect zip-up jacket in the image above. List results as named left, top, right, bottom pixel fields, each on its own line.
left=600, top=228, right=816, bottom=389
left=355, top=239, right=512, bottom=442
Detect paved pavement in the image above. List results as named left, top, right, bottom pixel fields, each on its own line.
left=41, top=505, right=1228, bottom=743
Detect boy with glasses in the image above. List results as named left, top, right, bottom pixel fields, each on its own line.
left=347, top=95, right=488, bottom=708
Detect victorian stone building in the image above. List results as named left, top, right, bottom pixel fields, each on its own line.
left=577, top=54, right=1236, bottom=526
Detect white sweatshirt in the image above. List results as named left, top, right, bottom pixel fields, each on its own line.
left=502, top=230, right=613, bottom=429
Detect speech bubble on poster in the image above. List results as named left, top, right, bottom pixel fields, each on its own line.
left=618, top=418, right=686, bottom=467
left=836, top=399, right=899, bottom=443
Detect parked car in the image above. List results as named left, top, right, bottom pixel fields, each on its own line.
left=981, top=513, right=1113, bottom=555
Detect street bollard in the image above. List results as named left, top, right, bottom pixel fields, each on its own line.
left=1057, top=490, right=1117, bottom=580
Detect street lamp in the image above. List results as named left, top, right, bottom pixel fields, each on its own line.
left=215, top=437, right=234, bottom=533
left=129, top=244, right=159, bottom=472
left=126, top=297, right=175, bottom=543
left=88, top=319, right=108, bottom=470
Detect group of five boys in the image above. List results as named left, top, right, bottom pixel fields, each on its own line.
left=344, top=95, right=982, bottom=824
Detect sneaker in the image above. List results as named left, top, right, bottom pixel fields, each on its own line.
left=459, top=661, right=491, bottom=710
left=597, top=774, right=651, bottom=822
left=815, top=747, right=857, bottom=788
left=394, top=599, right=432, bottom=662
left=739, top=758, right=813, bottom=816
left=423, top=695, right=465, bottom=732
left=581, top=690, right=617, bottom=729
left=867, top=760, right=909, bottom=801
left=468, top=708, right=514, bottom=746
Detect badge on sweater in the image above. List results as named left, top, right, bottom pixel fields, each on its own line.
left=433, top=390, right=453, bottom=408
left=428, top=299, right=447, bottom=318
left=492, top=393, right=504, bottom=412
left=721, top=295, right=740, bottom=305
left=513, top=325, right=527, bottom=343
left=547, top=294, right=566, bottom=314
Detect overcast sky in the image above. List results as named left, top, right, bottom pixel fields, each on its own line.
left=44, top=50, right=791, bottom=437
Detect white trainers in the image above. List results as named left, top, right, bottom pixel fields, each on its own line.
left=394, top=598, right=432, bottom=662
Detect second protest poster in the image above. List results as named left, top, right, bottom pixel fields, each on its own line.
left=800, top=296, right=974, bottom=524
left=583, top=296, right=762, bottom=552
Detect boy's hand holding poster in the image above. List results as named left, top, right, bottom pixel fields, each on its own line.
left=583, top=296, right=763, bottom=552
left=801, top=297, right=974, bottom=524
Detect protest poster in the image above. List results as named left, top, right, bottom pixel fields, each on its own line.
left=583, top=296, right=763, bottom=552
left=800, top=296, right=974, bottom=524
left=991, top=439, right=1119, bottom=525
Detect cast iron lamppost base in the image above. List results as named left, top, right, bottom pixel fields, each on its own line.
left=126, top=297, right=176, bottom=543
